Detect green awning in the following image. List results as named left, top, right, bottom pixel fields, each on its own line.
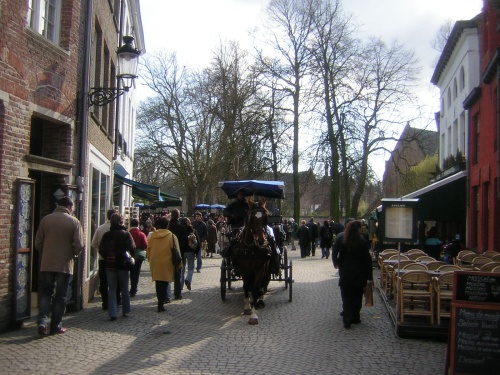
left=114, top=173, right=182, bottom=206
left=402, top=171, right=466, bottom=221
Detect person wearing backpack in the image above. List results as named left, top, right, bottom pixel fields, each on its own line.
left=320, top=220, right=334, bottom=259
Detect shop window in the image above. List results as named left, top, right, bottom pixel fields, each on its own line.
left=89, top=167, right=110, bottom=275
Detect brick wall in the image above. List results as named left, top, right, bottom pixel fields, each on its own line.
left=0, top=0, right=85, bottom=332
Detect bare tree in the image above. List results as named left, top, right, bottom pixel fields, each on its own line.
left=431, top=19, right=453, bottom=53
left=344, top=39, right=421, bottom=216
left=308, top=0, right=358, bottom=219
left=258, top=0, right=315, bottom=221
left=135, top=44, right=276, bottom=210
left=308, top=0, right=421, bottom=218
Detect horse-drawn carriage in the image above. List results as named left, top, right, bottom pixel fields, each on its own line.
left=218, top=180, right=293, bottom=324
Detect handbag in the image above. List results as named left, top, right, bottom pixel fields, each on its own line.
left=171, top=235, right=183, bottom=270
left=135, top=249, right=147, bottom=261
left=123, top=250, right=135, bottom=271
left=188, top=233, right=198, bottom=249
left=364, top=280, right=374, bottom=307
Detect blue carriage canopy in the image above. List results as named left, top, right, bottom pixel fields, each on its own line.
left=194, top=203, right=226, bottom=210
left=218, top=180, right=285, bottom=199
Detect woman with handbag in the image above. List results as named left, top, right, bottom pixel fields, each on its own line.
left=147, top=217, right=182, bottom=312
left=129, top=218, right=148, bottom=297
left=180, top=217, right=199, bottom=291
left=99, top=213, right=136, bottom=321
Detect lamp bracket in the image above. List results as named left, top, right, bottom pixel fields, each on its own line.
left=88, top=87, right=129, bottom=107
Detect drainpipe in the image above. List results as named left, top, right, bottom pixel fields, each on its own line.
left=497, top=70, right=500, bottom=200
left=112, top=0, right=126, bottom=210
left=79, top=0, right=92, bottom=216
left=74, top=0, right=93, bottom=311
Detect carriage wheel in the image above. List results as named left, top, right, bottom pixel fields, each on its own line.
left=283, top=248, right=289, bottom=289
left=288, top=260, right=293, bottom=302
left=220, top=258, right=227, bottom=301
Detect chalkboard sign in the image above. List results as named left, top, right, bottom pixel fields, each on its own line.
left=454, top=271, right=500, bottom=303
left=448, top=304, right=500, bottom=375
left=447, top=271, right=500, bottom=375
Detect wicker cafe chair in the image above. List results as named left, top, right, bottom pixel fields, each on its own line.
left=492, top=254, right=500, bottom=262
left=456, top=252, right=477, bottom=269
left=492, top=266, right=500, bottom=273
left=407, top=252, right=428, bottom=260
left=378, top=249, right=398, bottom=266
left=380, top=253, right=408, bottom=291
left=378, top=249, right=398, bottom=270
left=437, top=264, right=462, bottom=272
left=402, top=263, right=428, bottom=270
left=425, top=261, right=447, bottom=271
left=386, top=260, right=415, bottom=298
left=457, top=249, right=475, bottom=259
left=398, top=270, right=434, bottom=324
left=405, top=249, right=426, bottom=255
left=433, top=271, right=454, bottom=325
left=415, top=256, right=437, bottom=263
left=479, top=262, right=500, bottom=272
left=378, top=251, right=398, bottom=288
left=390, top=261, right=424, bottom=297
left=482, top=251, right=498, bottom=258
left=471, top=256, right=492, bottom=270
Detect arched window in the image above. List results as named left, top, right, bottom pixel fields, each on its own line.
left=453, top=78, right=458, bottom=100
left=447, top=88, right=452, bottom=108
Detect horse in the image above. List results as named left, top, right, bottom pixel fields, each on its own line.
left=231, top=208, right=272, bottom=325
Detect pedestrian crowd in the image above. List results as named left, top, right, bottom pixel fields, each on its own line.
left=34, top=195, right=372, bottom=335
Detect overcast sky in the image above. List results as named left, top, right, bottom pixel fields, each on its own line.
left=137, top=0, right=483, bottom=176
left=138, top=0, right=482, bottom=90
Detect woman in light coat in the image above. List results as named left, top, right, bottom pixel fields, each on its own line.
left=147, top=217, right=181, bottom=312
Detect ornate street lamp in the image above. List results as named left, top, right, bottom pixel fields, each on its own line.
left=88, top=36, right=140, bottom=107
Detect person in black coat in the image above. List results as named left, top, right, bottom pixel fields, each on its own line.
left=306, top=217, right=318, bottom=256
left=319, top=220, right=334, bottom=259
left=297, top=220, right=311, bottom=258
left=167, top=209, right=188, bottom=299
left=223, top=189, right=250, bottom=229
left=99, top=213, right=136, bottom=321
left=332, top=220, right=373, bottom=329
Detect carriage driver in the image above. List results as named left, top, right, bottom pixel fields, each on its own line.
left=223, top=189, right=250, bottom=231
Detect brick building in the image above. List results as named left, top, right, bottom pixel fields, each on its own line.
left=464, top=0, right=500, bottom=252
left=0, top=1, right=144, bottom=332
left=382, top=123, right=439, bottom=198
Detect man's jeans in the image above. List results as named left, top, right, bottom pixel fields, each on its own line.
left=196, top=249, right=202, bottom=271
left=166, top=268, right=182, bottom=299
left=181, top=252, right=195, bottom=287
left=129, top=258, right=144, bottom=295
left=99, top=259, right=120, bottom=308
left=37, top=271, right=71, bottom=331
left=106, top=269, right=130, bottom=318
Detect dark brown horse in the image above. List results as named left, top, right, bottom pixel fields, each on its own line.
left=231, top=208, right=272, bottom=324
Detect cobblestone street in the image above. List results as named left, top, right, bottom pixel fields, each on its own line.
left=0, top=249, right=447, bottom=374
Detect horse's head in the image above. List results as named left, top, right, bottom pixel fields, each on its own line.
left=243, top=208, right=268, bottom=246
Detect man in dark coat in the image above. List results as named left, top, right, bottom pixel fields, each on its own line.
left=35, top=196, right=84, bottom=335
left=306, top=217, right=318, bottom=256
left=167, top=209, right=188, bottom=299
left=223, top=189, right=250, bottom=229
left=297, top=220, right=311, bottom=258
